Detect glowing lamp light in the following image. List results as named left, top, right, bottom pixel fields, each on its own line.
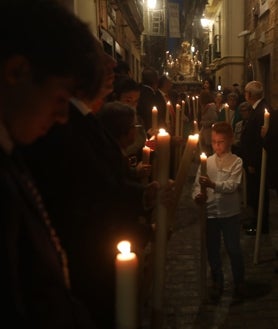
left=201, top=16, right=213, bottom=29
left=147, top=0, right=156, bottom=9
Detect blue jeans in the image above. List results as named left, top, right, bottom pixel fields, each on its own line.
left=207, top=215, right=245, bottom=286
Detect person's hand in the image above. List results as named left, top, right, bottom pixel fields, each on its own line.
left=194, top=192, right=207, bottom=205
left=136, top=162, right=152, bottom=178
left=147, top=128, right=158, bottom=139
left=143, top=179, right=175, bottom=209
left=145, top=138, right=156, bottom=151
left=261, top=126, right=267, bottom=138
left=199, top=175, right=215, bottom=189
left=160, top=179, right=175, bottom=208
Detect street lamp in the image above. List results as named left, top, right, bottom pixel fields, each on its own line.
left=200, top=15, right=213, bottom=29
left=147, top=0, right=156, bottom=9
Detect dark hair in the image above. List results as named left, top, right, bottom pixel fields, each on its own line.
left=212, top=121, right=233, bottom=139
left=114, top=60, right=130, bottom=75
left=239, top=101, right=252, bottom=112
left=202, top=78, right=214, bottom=90
left=199, top=90, right=215, bottom=106
left=0, top=0, right=104, bottom=98
left=158, top=75, right=171, bottom=89
left=98, top=101, right=135, bottom=139
left=114, top=78, right=140, bottom=99
left=141, top=67, right=158, bottom=86
left=227, top=92, right=239, bottom=101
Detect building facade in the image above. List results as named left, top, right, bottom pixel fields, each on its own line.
left=203, top=0, right=278, bottom=108
left=60, top=0, right=143, bottom=81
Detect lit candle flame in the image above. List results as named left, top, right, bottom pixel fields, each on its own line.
left=200, top=152, right=207, bottom=159
left=117, top=241, right=131, bottom=255
left=158, top=128, right=168, bottom=135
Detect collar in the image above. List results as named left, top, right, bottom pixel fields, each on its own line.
left=142, top=84, right=156, bottom=94
left=0, top=120, right=14, bottom=154
left=215, top=151, right=233, bottom=169
left=252, top=98, right=263, bottom=110
left=158, top=89, right=167, bottom=97
left=70, top=98, right=92, bottom=116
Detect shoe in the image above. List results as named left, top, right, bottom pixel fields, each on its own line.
left=242, top=220, right=256, bottom=229
left=245, top=227, right=269, bottom=235
left=245, top=227, right=256, bottom=235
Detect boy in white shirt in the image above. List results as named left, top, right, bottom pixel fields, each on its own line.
left=192, top=121, right=245, bottom=303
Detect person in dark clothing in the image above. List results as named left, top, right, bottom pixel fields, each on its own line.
left=240, top=80, right=271, bottom=235
left=0, top=0, right=105, bottom=327
left=137, top=67, right=166, bottom=135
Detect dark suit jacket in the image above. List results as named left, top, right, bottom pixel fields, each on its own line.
left=21, top=103, right=148, bottom=329
left=0, top=148, right=94, bottom=329
left=240, top=98, right=269, bottom=170
left=137, top=85, right=167, bottom=132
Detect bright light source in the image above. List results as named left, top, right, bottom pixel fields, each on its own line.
left=201, top=16, right=213, bottom=29
left=148, top=0, right=156, bottom=9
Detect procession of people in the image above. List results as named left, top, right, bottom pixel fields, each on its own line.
left=0, top=1, right=277, bottom=329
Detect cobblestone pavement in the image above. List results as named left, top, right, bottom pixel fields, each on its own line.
left=141, top=163, right=278, bottom=329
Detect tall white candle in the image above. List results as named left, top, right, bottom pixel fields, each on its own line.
left=170, top=134, right=199, bottom=216
left=156, top=128, right=171, bottom=185
left=224, top=103, right=230, bottom=123
left=116, top=241, right=138, bottom=329
left=200, top=152, right=207, bottom=175
left=166, top=101, right=171, bottom=126
left=196, top=96, right=199, bottom=120
left=175, top=104, right=181, bottom=137
left=152, top=106, right=158, bottom=131
left=142, top=145, right=151, bottom=164
left=152, top=128, right=170, bottom=317
left=180, top=101, right=185, bottom=137
left=192, top=96, right=196, bottom=120
left=264, top=108, right=270, bottom=131
left=187, top=95, right=191, bottom=117
left=193, top=120, right=199, bottom=134
left=181, top=100, right=185, bottom=111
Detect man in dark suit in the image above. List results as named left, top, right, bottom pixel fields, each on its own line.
left=137, top=67, right=167, bottom=135
left=240, top=80, right=271, bottom=235
left=0, top=0, right=105, bottom=327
